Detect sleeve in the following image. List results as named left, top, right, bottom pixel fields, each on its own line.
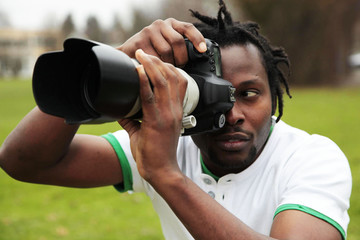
left=102, top=130, right=148, bottom=193
left=275, top=134, right=352, bottom=239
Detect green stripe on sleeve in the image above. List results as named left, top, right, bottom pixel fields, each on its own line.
left=274, top=204, right=346, bottom=240
left=102, top=133, right=133, bottom=192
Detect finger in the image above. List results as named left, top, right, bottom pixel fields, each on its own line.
left=136, top=49, right=187, bottom=114
left=160, top=29, right=187, bottom=67
left=136, top=50, right=184, bottom=125
left=148, top=20, right=188, bottom=66
left=135, top=49, right=168, bottom=92
left=134, top=51, right=171, bottom=124
left=133, top=55, right=158, bottom=111
left=136, top=20, right=176, bottom=65
left=166, top=18, right=207, bottom=53
left=152, top=62, right=188, bottom=127
left=157, top=63, right=188, bottom=107
left=136, top=50, right=186, bottom=108
left=149, top=32, right=176, bottom=65
left=118, top=118, right=140, bottom=137
left=136, top=50, right=188, bottom=133
left=135, top=25, right=164, bottom=58
left=117, top=31, right=161, bottom=59
left=138, top=45, right=161, bottom=60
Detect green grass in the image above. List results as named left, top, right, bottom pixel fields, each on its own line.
left=1, top=79, right=359, bottom=239
left=0, top=79, right=163, bottom=240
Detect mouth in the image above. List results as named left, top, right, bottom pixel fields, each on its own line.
left=214, top=133, right=251, bottom=152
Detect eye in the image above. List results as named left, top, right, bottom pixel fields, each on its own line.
left=241, top=90, right=259, bottom=98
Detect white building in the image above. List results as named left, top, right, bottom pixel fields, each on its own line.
left=0, top=28, right=59, bottom=78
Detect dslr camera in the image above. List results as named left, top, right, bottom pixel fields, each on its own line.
left=32, top=38, right=235, bottom=135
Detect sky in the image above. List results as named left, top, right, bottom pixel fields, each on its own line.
left=0, top=0, right=163, bottom=30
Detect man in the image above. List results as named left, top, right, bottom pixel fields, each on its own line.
left=0, top=1, right=351, bottom=239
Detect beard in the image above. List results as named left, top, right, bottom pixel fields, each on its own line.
left=208, top=146, right=258, bottom=173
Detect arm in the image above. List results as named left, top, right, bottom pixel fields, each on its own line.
left=118, top=19, right=344, bottom=240
left=120, top=49, right=343, bottom=240
left=0, top=107, right=122, bottom=187
left=0, top=18, right=205, bottom=189
left=0, top=18, right=343, bottom=239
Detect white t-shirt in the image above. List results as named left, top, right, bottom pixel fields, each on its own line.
left=103, top=119, right=352, bottom=240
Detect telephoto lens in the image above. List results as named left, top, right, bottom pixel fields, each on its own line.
left=33, top=38, right=199, bottom=129
left=32, top=38, right=235, bottom=135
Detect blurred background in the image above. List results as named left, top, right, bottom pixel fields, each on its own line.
left=0, top=0, right=359, bottom=239
left=0, top=0, right=359, bottom=85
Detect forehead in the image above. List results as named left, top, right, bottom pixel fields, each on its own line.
left=220, top=44, right=267, bottom=85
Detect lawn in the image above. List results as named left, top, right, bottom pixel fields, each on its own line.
left=0, top=79, right=359, bottom=239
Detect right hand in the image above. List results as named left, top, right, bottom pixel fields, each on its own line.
left=118, top=18, right=207, bottom=67
left=118, top=49, right=188, bottom=183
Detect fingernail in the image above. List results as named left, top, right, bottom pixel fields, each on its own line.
left=199, top=42, right=207, bottom=52
left=136, top=49, right=144, bottom=55
left=135, top=49, right=146, bottom=60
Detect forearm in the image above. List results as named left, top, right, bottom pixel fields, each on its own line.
left=0, top=107, right=79, bottom=179
left=122, top=48, right=270, bottom=239
left=150, top=173, right=275, bottom=240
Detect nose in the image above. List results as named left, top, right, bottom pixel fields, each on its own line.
left=226, top=104, right=245, bottom=126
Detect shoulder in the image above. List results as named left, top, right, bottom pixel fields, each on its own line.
left=271, top=120, right=345, bottom=156
left=269, top=120, right=350, bottom=176
left=270, top=120, right=352, bottom=236
left=267, top=119, right=352, bottom=210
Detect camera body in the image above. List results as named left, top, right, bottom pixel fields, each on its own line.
left=182, top=39, right=235, bottom=135
left=32, top=38, right=235, bottom=135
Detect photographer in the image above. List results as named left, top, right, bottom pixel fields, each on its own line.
left=0, top=1, right=351, bottom=239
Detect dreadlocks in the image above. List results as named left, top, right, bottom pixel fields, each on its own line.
left=190, top=0, right=291, bottom=122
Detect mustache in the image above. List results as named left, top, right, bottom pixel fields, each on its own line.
left=210, top=124, right=253, bottom=137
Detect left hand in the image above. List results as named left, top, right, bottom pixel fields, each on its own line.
left=117, top=18, right=206, bottom=67
left=118, top=49, right=188, bottom=183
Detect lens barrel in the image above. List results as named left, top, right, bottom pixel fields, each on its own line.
left=32, top=38, right=235, bottom=135
left=33, top=38, right=141, bottom=124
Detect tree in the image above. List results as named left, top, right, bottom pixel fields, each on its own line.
left=10, top=58, right=22, bottom=77
left=85, top=15, right=104, bottom=42
left=159, top=0, right=207, bottom=22
left=61, top=13, right=75, bottom=40
left=125, top=0, right=215, bottom=38
left=126, top=7, right=156, bottom=38
left=231, top=0, right=360, bottom=86
left=107, top=14, right=129, bottom=45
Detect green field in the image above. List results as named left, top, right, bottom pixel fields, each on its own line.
left=0, top=79, right=359, bottom=239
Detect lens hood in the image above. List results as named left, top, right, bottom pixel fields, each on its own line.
left=33, top=38, right=140, bottom=124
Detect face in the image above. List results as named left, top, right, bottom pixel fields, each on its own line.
left=191, top=43, right=273, bottom=177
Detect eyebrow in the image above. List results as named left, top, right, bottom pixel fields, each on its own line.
left=237, top=79, right=264, bottom=87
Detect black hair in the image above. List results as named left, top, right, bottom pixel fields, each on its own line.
left=190, top=0, right=291, bottom=122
